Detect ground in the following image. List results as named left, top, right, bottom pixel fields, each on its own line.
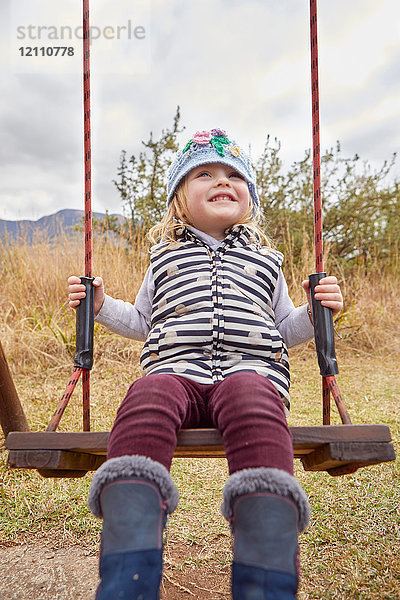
left=0, top=539, right=231, bottom=599
left=0, top=543, right=98, bottom=600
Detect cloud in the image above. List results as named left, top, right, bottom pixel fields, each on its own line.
left=0, top=75, right=81, bottom=164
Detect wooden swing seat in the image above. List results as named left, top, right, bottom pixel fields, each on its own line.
left=2, top=338, right=395, bottom=479
left=6, top=424, right=395, bottom=478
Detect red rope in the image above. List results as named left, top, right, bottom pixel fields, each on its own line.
left=47, top=367, right=82, bottom=432
left=47, top=0, right=92, bottom=432
left=309, top=0, right=351, bottom=425
left=83, top=0, right=92, bottom=279
left=82, top=0, right=92, bottom=431
left=310, top=0, right=323, bottom=273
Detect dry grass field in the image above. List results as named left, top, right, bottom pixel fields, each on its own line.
left=0, top=234, right=399, bottom=599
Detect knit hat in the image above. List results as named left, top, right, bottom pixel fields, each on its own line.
left=167, top=128, right=260, bottom=214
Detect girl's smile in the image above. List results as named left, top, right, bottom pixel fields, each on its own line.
left=185, top=163, right=251, bottom=239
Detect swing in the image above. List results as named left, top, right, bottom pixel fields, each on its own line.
left=4, top=0, right=395, bottom=478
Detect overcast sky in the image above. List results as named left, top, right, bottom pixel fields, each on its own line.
left=1, top=0, right=399, bottom=221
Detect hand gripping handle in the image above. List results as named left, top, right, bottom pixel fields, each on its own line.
left=309, top=272, right=339, bottom=376
left=74, top=276, right=94, bottom=370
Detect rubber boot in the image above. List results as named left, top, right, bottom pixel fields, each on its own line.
left=88, top=455, right=179, bottom=600
left=221, top=467, right=310, bottom=600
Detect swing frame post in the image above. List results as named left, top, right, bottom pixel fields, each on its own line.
left=0, top=340, right=29, bottom=437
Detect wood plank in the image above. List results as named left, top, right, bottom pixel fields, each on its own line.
left=7, top=432, right=110, bottom=454
left=7, top=441, right=395, bottom=475
left=6, top=425, right=395, bottom=475
left=7, top=449, right=105, bottom=472
left=6, top=424, right=393, bottom=453
left=301, top=441, right=395, bottom=472
left=290, top=424, right=392, bottom=446
left=174, top=446, right=226, bottom=458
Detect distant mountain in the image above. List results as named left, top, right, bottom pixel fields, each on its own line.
left=0, top=209, right=124, bottom=243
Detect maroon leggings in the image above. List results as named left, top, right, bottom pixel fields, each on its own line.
left=107, top=372, right=293, bottom=475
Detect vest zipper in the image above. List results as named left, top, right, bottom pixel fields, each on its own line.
left=211, top=249, right=223, bottom=381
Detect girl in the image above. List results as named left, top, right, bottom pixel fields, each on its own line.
left=69, top=128, right=343, bottom=600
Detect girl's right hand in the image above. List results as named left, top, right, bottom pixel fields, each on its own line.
left=68, top=275, right=105, bottom=317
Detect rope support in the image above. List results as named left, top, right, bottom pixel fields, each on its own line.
left=48, top=0, right=92, bottom=432
left=309, top=0, right=351, bottom=425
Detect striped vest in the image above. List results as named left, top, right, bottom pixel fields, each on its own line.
left=140, top=226, right=290, bottom=408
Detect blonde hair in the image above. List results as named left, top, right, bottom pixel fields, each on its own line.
left=147, top=178, right=271, bottom=249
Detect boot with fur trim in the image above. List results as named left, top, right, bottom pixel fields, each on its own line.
left=88, top=455, right=179, bottom=600
left=221, top=467, right=310, bottom=600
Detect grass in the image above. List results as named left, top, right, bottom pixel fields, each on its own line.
left=0, top=234, right=399, bottom=598
left=1, top=347, right=399, bottom=598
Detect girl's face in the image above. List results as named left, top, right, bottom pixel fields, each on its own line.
left=184, top=163, right=251, bottom=239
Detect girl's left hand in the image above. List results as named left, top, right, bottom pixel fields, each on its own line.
left=302, top=276, right=343, bottom=318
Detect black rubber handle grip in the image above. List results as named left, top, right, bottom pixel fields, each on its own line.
left=74, top=276, right=94, bottom=370
left=309, top=272, right=339, bottom=376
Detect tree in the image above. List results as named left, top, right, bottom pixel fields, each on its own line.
left=256, top=139, right=399, bottom=270
left=113, top=107, right=184, bottom=229
left=320, top=145, right=398, bottom=267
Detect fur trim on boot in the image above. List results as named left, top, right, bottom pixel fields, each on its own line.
left=221, top=467, right=310, bottom=532
left=88, top=455, right=179, bottom=518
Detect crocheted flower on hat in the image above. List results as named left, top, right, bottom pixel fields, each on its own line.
left=210, top=128, right=227, bottom=137
left=182, top=129, right=233, bottom=158
left=192, top=131, right=211, bottom=144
